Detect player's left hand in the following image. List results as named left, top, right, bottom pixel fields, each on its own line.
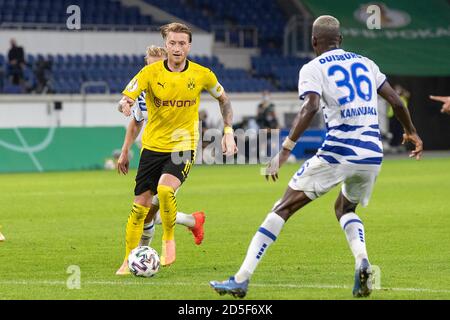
left=402, top=132, right=423, bottom=160
left=265, top=148, right=291, bottom=182
left=221, top=133, right=238, bottom=156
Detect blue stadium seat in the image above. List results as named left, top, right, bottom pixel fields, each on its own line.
left=3, top=83, right=24, bottom=94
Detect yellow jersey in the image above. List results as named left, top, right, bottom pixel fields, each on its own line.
left=122, top=59, right=224, bottom=152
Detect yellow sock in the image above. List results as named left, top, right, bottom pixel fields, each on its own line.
left=157, top=185, right=177, bottom=241
left=123, top=203, right=149, bottom=261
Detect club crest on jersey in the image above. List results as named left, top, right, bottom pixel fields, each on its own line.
left=127, top=78, right=138, bottom=92
left=187, top=78, right=196, bottom=90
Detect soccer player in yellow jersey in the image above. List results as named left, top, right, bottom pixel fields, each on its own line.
left=117, top=45, right=205, bottom=251
left=116, top=22, right=237, bottom=273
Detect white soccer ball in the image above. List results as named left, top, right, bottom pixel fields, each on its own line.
left=128, top=246, right=160, bottom=277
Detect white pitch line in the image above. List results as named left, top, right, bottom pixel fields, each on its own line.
left=14, top=128, right=43, bottom=172
left=1, top=280, right=449, bottom=294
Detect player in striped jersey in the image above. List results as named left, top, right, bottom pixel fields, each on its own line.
left=210, top=15, right=423, bottom=298
left=116, top=46, right=205, bottom=273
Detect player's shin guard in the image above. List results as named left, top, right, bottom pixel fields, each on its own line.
left=157, top=185, right=177, bottom=265
left=157, top=185, right=177, bottom=241
left=234, top=212, right=285, bottom=283
left=124, top=203, right=149, bottom=261
left=339, top=212, right=368, bottom=268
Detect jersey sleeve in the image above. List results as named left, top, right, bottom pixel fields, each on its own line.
left=122, top=67, right=148, bottom=100
left=132, top=93, right=146, bottom=122
left=204, top=69, right=224, bottom=99
left=368, top=59, right=387, bottom=90
left=132, top=105, right=145, bottom=122
left=298, top=62, right=322, bottom=99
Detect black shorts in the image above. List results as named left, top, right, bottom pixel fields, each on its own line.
left=134, top=149, right=195, bottom=195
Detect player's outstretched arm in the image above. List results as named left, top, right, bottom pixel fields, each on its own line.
left=266, top=93, right=320, bottom=181
left=118, top=119, right=143, bottom=175
left=218, top=91, right=238, bottom=156
left=378, top=82, right=423, bottom=160
left=429, top=95, right=450, bottom=115
left=118, top=95, right=135, bottom=117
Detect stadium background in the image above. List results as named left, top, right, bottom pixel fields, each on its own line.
left=0, top=0, right=449, bottom=172
left=1, top=0, right=450, bottom=301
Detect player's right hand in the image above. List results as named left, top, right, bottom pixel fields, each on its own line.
left=118, top=96, right=134, bottom=117
left=402, top=133, right=423, bottom=160
left=117, top=151, right=129, bottom=175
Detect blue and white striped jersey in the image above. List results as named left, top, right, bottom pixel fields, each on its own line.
left=298, top=48, right=386, bottom=168
left=132, top=92, right=148, bottom=122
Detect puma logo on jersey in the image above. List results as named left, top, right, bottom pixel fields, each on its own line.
left=158, top=82, right=166, bottom=88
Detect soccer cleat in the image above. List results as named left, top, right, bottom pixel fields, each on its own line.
left=115, top=259, right=131, bottom=275
left=189, top=211, right=205, bottom=245
left=352, top=258, right=373, bottom=298
left=209, top=276, right=249, bottom=298
left=160, top=239, right=176, bottom=266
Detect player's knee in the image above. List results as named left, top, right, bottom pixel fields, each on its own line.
left=134, top=193, right=152, bottom=208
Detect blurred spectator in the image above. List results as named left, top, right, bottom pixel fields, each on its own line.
left=199, top=110, right=209, bottom=149
left=7, top=39, right=26, bottom=86
left=256, top=90, right=279, bottom=130
left=388, top=85, right=410, bottom=151
left=256, top=91, right=279, bottom=160
left=429, top=95, right=450, bottom=115
left=33, top=56, right=52, bottom=93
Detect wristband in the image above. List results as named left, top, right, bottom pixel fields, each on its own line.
left=224, top=126, right=234, bottom=134
left=282, top=137, right=296, bottom=150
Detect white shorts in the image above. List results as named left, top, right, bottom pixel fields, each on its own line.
left=288, top=156, right=380, bottom=207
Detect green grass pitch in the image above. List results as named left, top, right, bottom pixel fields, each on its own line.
left=1, top=157, right=449, bottom=300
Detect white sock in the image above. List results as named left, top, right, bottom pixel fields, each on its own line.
left=139, top=221, right=155, bottom=247
left=175, top=212, right=195, bottom=228
left=154, top=211, right=195, bottom=228
left=339, top=212, right=368, bottom=268
left=154, top=211, right=162, bottom=224
left=234, top=212, right=285, bottom=283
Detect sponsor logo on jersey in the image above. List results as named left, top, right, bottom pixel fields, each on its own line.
left=154, top=97, right=197, bottom=108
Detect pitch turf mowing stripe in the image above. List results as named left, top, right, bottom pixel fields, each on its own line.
left=1, top=280, right=450, bottom=294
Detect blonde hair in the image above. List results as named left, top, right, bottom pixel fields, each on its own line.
left=145, top=45, right=167, bottom=59
left=312, top=15, right=340, bottom=37
left=160, top=22, right=192, bottom=43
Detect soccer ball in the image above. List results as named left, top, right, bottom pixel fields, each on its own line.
left=128, top=246, right=160, bottom=277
